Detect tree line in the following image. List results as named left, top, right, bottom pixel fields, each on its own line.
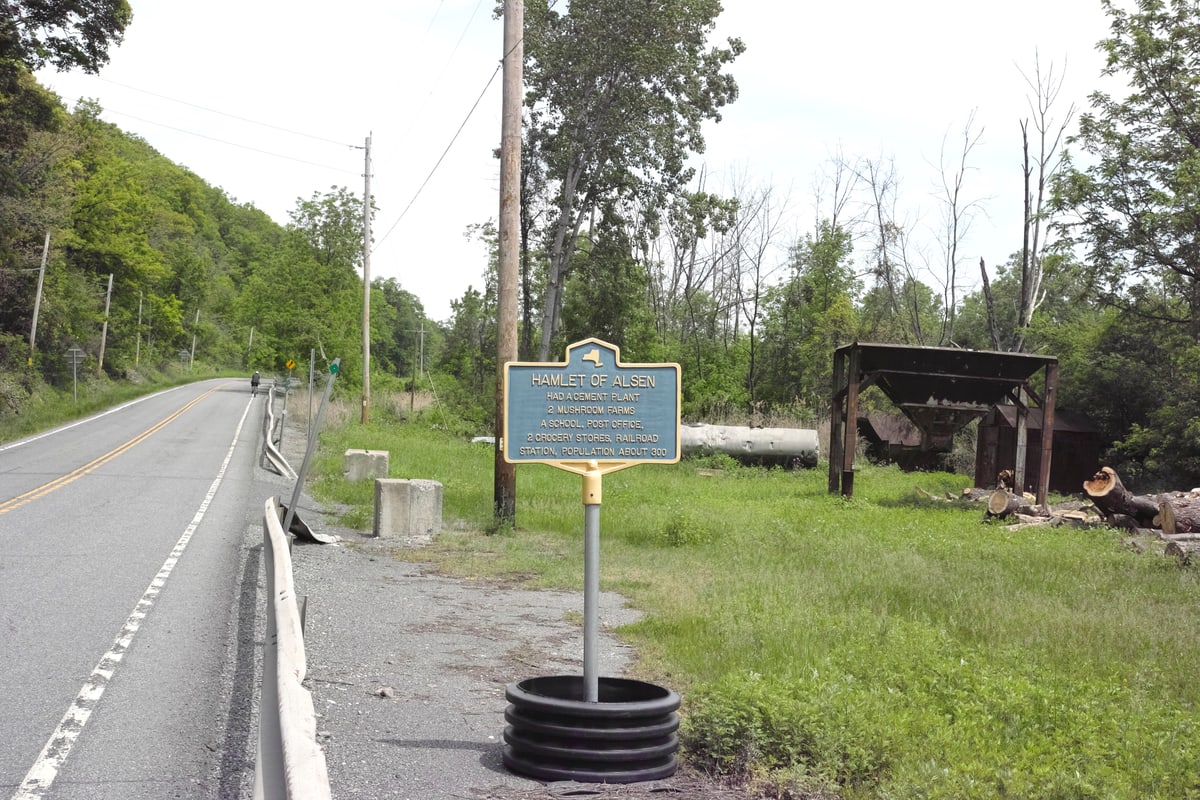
left=2, top=0, right=1198, bottom=490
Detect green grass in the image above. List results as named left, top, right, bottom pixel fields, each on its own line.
left=309, top=412, right=1200, bottom=799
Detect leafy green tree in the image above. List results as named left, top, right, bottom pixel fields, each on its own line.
left=0, top=74, right=73, bottom=359
left=559, top=211, right=657, bottom=356
left=757, top=221, right=857, bottom=412
left=436, top=284, right=496, bottom=428
left=0, top=0, right=132, bottom=74
left=1050, top=0, right=1200, bottom=487
left=522, top=0, right=744, bottom=359
left=290, top=186, right=365, bottom=276
left=1054, top=0, right=1200, bottom=336
left=0, top=3, right=132, bottom=274
left=373, top=276, right=428, bottom=380
left=857, top=278, right=943, bottom=346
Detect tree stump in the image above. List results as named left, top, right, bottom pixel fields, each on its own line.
left=1083, top=467, right=1160, bottom=528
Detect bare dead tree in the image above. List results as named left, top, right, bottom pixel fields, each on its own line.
left=932, top=110, right=987, bottom=346
left=1010, top=53, right=1076, bottom=353
left=730, top=180, right=792, bottom=406
left=855, top=156, right=933, bottom=343
left=815, top=145, right=862, bottom=233
left=979, top=256, right=1003, bottom=350
left=858, top=157, right=902, bottom=319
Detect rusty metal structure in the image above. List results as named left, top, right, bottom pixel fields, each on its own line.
left=829, top=342, right=1059, bottom=505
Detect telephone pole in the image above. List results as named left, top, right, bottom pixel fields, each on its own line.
left=189, top=308, right=199, bottom=371
left=28, top=231, right=49, bottom=366
left=97, top=273, right=113, bottom=376
left=494, top=0, right=523, bottom=522
left=135, top=291, right=143, bottom=366
left=361, top=133, right=373, bottom=424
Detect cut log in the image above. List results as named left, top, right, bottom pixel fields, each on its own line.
left=987, top=490, right=1042, bottom=519
left=1158, top=495, right=1200, bottom=535
left=988, top=490, right=1021, bottom=518
left=1053, top=510, right=1104, bottom=529
left=1160, top=532, right=1200, bottom=542
left=1082, top=467, right=1160, bottom=528
left=1164, top=540, right=1200, bottom=563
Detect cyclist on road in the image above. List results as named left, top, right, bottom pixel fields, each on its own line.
left=250, top=371, right=261, bottom=396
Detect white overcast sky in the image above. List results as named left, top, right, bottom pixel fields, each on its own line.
left=35, top=0, right=1114, bottom=323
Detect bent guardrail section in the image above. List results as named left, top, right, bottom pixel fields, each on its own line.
left=261, top=386, right=296, bottom=479
left=254, top=496, right=331, bottom=800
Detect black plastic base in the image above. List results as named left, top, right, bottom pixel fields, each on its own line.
left=501, top=676, right=680, bottom=784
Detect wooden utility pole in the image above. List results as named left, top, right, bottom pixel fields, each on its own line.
left=135, top=291, right=143, bottom=366
left=494, top=0, right=523, bottom=522
left=361, top=133, right=373, bottom=424
left=97, top=273, right=113, bottom=376
left=28, top=231, right=49, bottom=366
left=189, top=308, right=199, bottom=370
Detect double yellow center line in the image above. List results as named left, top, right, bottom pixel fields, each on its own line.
left=0, top=384, right=224, bottom=516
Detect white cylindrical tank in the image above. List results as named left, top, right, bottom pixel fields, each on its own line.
left=680, top=424, right=820, bottom=468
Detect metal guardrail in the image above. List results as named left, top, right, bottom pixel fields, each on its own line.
left=254, top=495, right=332, bottom=800
left=261, top=384, right=297, bottom=479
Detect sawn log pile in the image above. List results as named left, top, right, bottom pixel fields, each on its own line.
left=920, top=466, right=1200, bottom=562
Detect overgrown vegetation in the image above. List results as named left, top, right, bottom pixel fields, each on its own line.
left=306, top=414, right=1200, bottom=799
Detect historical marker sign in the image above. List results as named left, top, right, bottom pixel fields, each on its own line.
left=503, top=338, right=680, bottom=470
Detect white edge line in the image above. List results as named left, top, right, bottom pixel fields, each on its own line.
left=10, top=396, right=253, bottom=800
left=0, top=380, right=222, bottom=453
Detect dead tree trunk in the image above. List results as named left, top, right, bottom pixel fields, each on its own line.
left=1083, top=467, right=1160, bottom=528
left=1158, top=493, right=1200, bottom=535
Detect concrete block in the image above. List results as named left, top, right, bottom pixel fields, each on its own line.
left=344, top=449, right=389, bottom=481
left=374, top=478, right=443, bottom=541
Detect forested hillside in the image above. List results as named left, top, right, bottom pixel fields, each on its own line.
left=2, top=0, right=1199, bottom=491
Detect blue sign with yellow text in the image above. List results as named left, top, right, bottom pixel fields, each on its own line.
left=503, top=339, right=680, bottom=468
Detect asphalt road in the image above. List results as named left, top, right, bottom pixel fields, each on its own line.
left=0, top=379, right=270, bottom=799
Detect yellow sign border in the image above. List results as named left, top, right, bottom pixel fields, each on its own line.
left=502, top=337, right=681, bottom=475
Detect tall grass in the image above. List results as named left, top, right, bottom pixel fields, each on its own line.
left=307, top=409, right=1200, bottom=799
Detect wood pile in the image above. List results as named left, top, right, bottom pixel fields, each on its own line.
left=920, top=467, right=1200, bottom=562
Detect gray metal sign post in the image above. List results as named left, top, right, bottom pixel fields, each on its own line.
left=504, top=338, right=680, bottom=702
left=283, top=357, right=340, bottom=537
left=65, top=346, right=84, bottom=402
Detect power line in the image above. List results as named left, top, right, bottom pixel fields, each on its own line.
left=99, top=108, right=359, bottom=174
left=399, top=0, right=488, bottom=144
left=83, top=74, right=358, bottom=149
left=374, top=62, right=502, bottom=251
left=374, top=19, right=529, bottom=252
